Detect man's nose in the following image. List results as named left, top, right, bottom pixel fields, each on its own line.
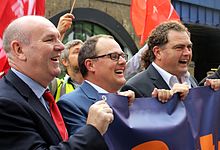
left=118, top=56, right=127, bottom=65
left=183, top=47, right=191, bottom=55
left=54, top=41, right=64, bottom=51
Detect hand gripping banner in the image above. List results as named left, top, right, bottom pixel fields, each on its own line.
left=100, top=86, right=220, bottom=150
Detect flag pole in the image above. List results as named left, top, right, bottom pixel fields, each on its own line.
left=70, top=0, right=76, bottom=14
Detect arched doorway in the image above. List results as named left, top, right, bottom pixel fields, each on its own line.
left=49, top=8, right=138, bottom=58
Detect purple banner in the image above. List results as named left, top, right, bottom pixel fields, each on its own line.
left=100, top=86, right=220, bottom=150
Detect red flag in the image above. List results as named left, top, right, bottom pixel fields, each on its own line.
left=0, top=47, right=10, bottom=78
left=0, top=0, right=45, bottom=78
left=130, top=0, right=146, bottom=36
left=35, top=0, right=45, bottom=16
left=130, top=0, right=180, bottom=46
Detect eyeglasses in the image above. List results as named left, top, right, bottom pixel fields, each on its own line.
left=90, top=52, right=128, bottom=61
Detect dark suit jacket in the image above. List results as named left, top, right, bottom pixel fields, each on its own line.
left=0, top=70, right=108, bottom=150
left=121, top=64, right=198, bottom=98
left=58, top=81, right=100, bottom=136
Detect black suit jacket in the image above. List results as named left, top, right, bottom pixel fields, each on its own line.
left=0, top=70, right=108, bottom=150
left=121, top=64, right=198, bottom=98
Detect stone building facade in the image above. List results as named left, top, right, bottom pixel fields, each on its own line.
left=45, top=0, right=140, bottom=47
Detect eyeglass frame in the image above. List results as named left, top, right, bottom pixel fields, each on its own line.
left=89, top=52, right=128, bottom=61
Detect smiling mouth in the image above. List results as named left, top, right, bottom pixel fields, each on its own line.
left=51, top=56, right=60, bottom=62
left=179, top=60, right=188, bottom=65
left=115, top=70, right=124, bottom=74
left=51, top=58, right=58, bottom=61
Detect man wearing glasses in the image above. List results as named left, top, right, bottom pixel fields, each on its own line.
left=57, top=34, right=189, bottom=136
left=57, top=34, right=135, bottom=135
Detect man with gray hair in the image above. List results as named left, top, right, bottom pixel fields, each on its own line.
left=50, top=39, right=84, bottom=101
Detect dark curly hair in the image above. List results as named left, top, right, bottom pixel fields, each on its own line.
left=141, top=20, right=190, bottom=69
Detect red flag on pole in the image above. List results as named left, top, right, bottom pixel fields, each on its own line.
left=0, top=0, right=45, bottom=78
left=130, top=0, right=180, bottom=46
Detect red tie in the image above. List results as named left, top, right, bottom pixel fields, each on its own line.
left=43, top=90, right=68, bottom=141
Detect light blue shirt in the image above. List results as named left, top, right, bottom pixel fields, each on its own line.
left=11, top=68, right=50, bottom=113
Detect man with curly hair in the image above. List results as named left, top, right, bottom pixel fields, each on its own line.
left=121, top=20, right=198, bottom=98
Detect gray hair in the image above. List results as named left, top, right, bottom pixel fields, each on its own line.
left=3, top=18, right=30, bottom=54
left=60, top=39, right=83, bottom=73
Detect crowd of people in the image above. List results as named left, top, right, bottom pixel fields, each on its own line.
left=0, top=12, right=220, bottom=149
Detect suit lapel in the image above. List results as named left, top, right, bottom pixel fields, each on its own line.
left=189, top=76, right=198, bottom=88
left=27, top=94, right=61, bottom=139
left=148, top=64, right=171, bottom=90
left=149, top=64, right=198, bottom=89
left=5, top=70, right=62, bottom=140
left=80, top=81, right=100, bottom=102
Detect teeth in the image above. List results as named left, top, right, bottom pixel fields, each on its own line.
left=51, top=55, right=60, bottom=61
left=115, top=70, right=123, bottom=74
left=51, top=57, right=58, bottom=61
left=179, top=60, right=188, bottom=64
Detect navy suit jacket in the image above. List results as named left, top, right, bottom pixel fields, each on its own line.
left=121, top=64, right=198, bottom=98
left=58, top=81, right=100, bottom=136
left=0, top=70, right=108, bottom=150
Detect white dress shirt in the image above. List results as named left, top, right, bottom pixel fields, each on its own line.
left=152, top=62, right=192, bottom=89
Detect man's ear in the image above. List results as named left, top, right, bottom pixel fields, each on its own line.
left=62, top=58, right=69, bottom=67
left=152, top=46, right=162, bottom=60
left=84, top=59, right=95, bottom=72
left=11, top=40, right=26, bottom=61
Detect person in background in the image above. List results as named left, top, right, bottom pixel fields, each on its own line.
left=50, top=39, right=84, bottom=101
left=0, top=15, right=113, bottom=149
left=49, top=13, right=83, bottom=100
left=57, top=13, right=74, bottom=41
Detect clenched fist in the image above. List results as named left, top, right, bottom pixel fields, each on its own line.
left=87, top=100, right=114, bottom=135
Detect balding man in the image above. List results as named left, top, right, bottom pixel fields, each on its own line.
left=0, top=16, right=113, bottom=149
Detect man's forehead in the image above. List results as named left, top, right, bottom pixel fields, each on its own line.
left=167, top=30, right=190, bottom=41
left=39, top=27, right=59, bottom=39
left=69, top=44, right=81, bottom=53
left=167, top=30, right=189, bottom=36
left=96, top=38, right=119, bottom=50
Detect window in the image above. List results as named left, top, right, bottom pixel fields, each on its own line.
left=62, top=21, right=110, bottom=44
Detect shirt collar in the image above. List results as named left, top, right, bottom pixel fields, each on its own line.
left=152, top=62, right=191, bottom=88
left=11, top=68, right=46, bottom=98
left=85, top=80, right=108, bottom=93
